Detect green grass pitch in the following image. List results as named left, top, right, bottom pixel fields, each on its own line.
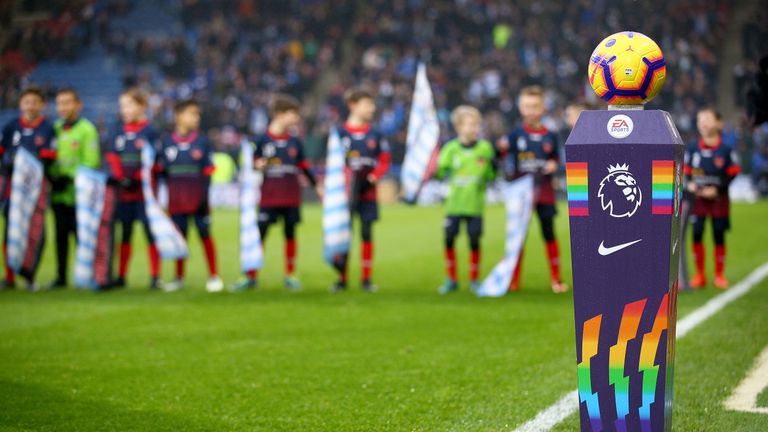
left=1, top=201, right=768, bottom=431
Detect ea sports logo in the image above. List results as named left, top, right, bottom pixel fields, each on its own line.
left=607, top=114, right=633, bottom=139
left=598, top=163, right=642, bottom=218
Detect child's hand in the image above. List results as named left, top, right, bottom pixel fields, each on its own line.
left=254, top=158, right=267, bottom=170
left=543, top=160, right=558, bottom=175
left=700, top=185, right=719, bottom=199
left=687, top=182, right=698, bottom=193
left=367, top=174, right=377, bottom=184
left=315, top=184, right=324, bottom=201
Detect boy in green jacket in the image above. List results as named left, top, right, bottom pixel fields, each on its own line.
left=434, top=105, right=496, bottom=294
left=47, top=87, right=100, bottom=289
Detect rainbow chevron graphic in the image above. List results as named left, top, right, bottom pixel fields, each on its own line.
left=609, top=299, right=647, bottom=431
left=638, top=294, right=669, bottom=431
left=578, top=315, right=603, bottom=432
left=566, top=162, right=589, bottom=216
left=651, top=160, right=674, bottom=215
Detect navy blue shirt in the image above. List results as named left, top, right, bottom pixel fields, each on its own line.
left=500, top=124, right=559, bottom=204
left=159, top=130, right=214, bottom=214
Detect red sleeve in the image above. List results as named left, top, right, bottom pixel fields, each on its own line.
left=371, top=151, right=391, bottom=180
left=202, top=166, right=215, bottom=176
left=105, top=152, right=124, bottom=180
left=39, top=148, right=57, bottom=160
left=683, top=164, right=692, bottom=175
left=726, top=164, right=741, bottom=177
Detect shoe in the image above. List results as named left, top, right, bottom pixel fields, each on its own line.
left=206, top=276, right=224, bottom=293
left=438, top=279, right=458, bottom=295
left=330, top=279, right=346, bottom=293
left=230, top=277, right=257, bottom=292
left=689, top=273, right=706, bottom=289
left=284, top=275, right=302, bottom=291
left=112, top=277, right=126, bottom=289
left=552, top=281, right=569, bottom=293
left=714, top=274, right=729, bottom=290
left=163, top=278, right=184, bottom=292
left=150, top=277, right=164, bottom=290
left=362, top=280, right=378, bottom=293
left=469, top=280, right=481, bottom=294
left=45, top=278, right=67, bottom=290
left=0, top=280, right=16, bottom=290
left=26, top=280, right=40, bottom=292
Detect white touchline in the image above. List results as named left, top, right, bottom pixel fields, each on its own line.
left=723, top=345, right=768, bottom=414
left=513, top=261, right=768, bottom=432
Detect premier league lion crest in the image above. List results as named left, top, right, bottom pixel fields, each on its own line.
left=598, top=163, right=642, bottom=218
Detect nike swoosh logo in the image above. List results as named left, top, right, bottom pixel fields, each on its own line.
left=598, top=239, right=643, bottom=256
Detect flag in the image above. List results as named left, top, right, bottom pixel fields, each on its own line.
left=239, top=138, right=264, bottom=272
left=322, top=128, right=351, bottom=265
left=6, top=148, right=47, bottom=279
left=74, top=168, right=116, bottom=289
left=141, top=143, right=188, bottom=260
left=401, top=62, right=440, bottom=204
left=476, top=175, right=534, bottom=297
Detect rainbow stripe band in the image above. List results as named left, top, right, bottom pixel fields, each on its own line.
left=652, top=160, right=674, bottom=215
left=578, top=315, right=603, bottom=432
left=638, top=294, right=670, bottom=431
left=567, top=162, right=589, bottom=216
left=609, top=299, right=647, bottom=430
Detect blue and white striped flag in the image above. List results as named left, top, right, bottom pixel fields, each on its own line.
left=239, top=138, right=263, bottom=272
left=401, top=63, right=440, bottom=204
left=476, top=175, right=534, bottom=297
left=141, top=144, right=188, bottom=260
left=322, top=128, right=351, bottom=265
left=74, top=168, right=112, bottom=289
left=7, top=147, right=47, bottom=277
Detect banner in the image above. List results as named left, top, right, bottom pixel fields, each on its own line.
left=74, top=168, right=116, bottom=289
left=322, top=128, right=351, bottom=265
left=476, top=175, right=534, bottom=297
left=239, top=138, right=264, bottom=272
left=400, top=63, right=440, bottom=204
left=141, top=144, right=188, bottom=260
left=7, top=148, right=48, bottom=279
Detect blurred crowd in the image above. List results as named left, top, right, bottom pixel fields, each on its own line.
left=3, top=0, right=768, bottom=189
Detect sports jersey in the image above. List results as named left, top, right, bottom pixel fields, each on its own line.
left=501, top=124, right=559, bottom=205
left=51, top=117, right=100, bottom=205
left=435, top=138, right=496, bottom=216
left=253, top=131, right=315, bottom=208
left=159, top=130, right=214, bottom=214
left=684, top=136, right=741, bottom=218
left=339, top=123, right=391, bottom=203
left=0, top=116, right=57, bottom=198
left=105, top=120, right=160, bottom=202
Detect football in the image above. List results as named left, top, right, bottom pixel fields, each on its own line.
left=588, top=31, right=667, bottom=106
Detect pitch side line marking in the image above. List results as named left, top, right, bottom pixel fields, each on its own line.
left=723, top=345, right=768, bottom=414
left=513, top=261, right=768, bottom=432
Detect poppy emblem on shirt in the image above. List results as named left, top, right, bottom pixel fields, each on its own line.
left=714, top=156, right=725, bottom=169
left=367, top=139, right=376, bottom=150
left=477, top=158, right=486, bottom=166
left=288, top=147, right=298, bottom=158
left=191, top=149, right=203, bottom=160
left=35, top=135, right=44, bottom=146
left=543, top=142, right=553, bottom=153
left=71, top=141, right=80, bottom=150
left=135, top=139, right=144, bottom=149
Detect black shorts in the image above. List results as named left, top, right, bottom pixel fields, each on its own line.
left=116, top=201, right=148, bottom=225
left=535, top=203, right=557, bottom=219
left=690, top=214, right=731, bottom=232
left=352, top=200, right=379, bottom=223
left=444, top=215, right=483, bottom=239
left=259, top=206, right=301, bottom=226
